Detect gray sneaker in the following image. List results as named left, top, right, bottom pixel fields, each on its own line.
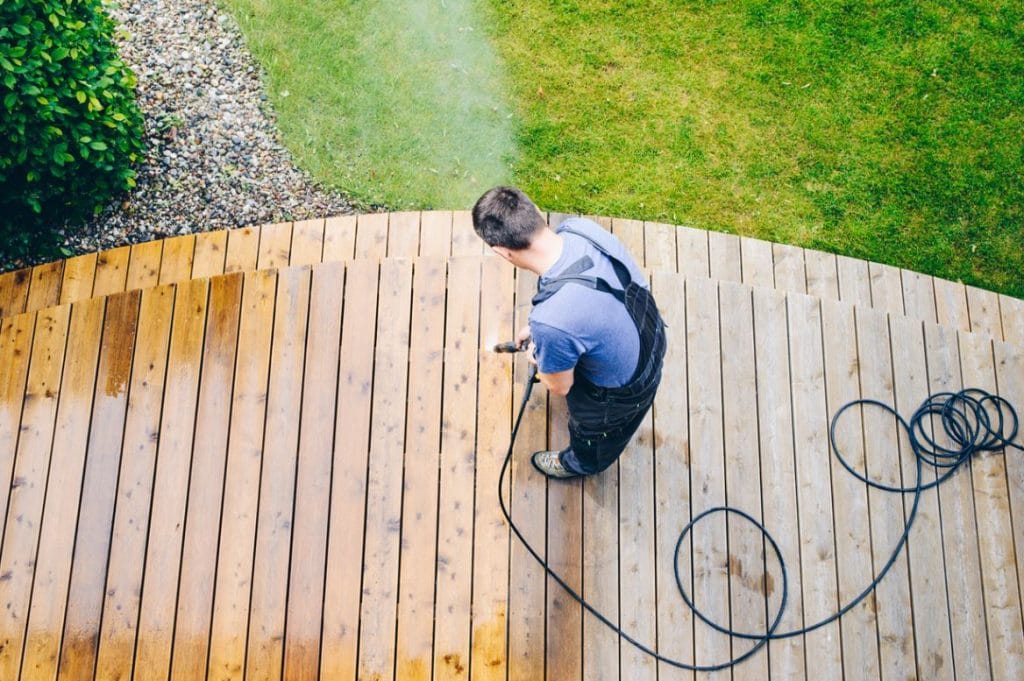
left=531, top=449, right=582, bottom=479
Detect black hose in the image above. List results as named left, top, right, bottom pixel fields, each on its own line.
left=497, top=370, right=1023, bottom=671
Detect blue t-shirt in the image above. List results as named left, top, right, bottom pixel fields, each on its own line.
left=530, top=217, right=648, bottom=387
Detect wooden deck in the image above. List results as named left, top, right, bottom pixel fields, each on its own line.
left=0, top=213, right=1022, bottom=680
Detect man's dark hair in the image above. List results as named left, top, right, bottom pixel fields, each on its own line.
left=472, top=186, right=545, bottom=250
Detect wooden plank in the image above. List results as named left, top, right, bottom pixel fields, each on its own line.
left=169, top=273, right=243, bottom=680
left=787, top=293, right=842, bottom=679
left=804, top=249, right=838, bottom=300
left=356, top=258, right=413, bottom=680
left=257, top=221, right=293, bottom=270
left=0, top=267, right=30, bottom=317
left=611, top=218, right=645, bottom=267
left=125, top=240, right=163, bottom=291
left=739, top=236, right=774, bottom=288
left=934, top=278, right=970, bottom=332
left=923, top=322, right=990, bottom=679
left=59, top=253, right=98, bottom=305
left=958, top=330, right=1024, bottom=680
left=966, top=285, right=1003, bottom=338
left=322, top=215, right=357, bottom=261
left=470, top=256, right=515, bottom=680
left=133, top=278, right=210, bottom=681
left=772, top=243, right=805, bottom=294
left=0, top=305, right=69, bottom=678
left=836, top=255, right=872, bottom=307
left=206, top=270, right=278, bottom=681
left=856, top=307, right=916, bottom=680
left=355, top=213, right=389, bottom=259
left=225, top=226, right=261, bottom=273
left=91, top=285, right=174, bottom=680
left=14, top=297, right=104, bottom=680
left=282, top=263, right=344, bottom=680
left=719, top=282, right=769, bottom=680
left=93, top=245, right=130, bottom=297
left=434, top=257, right=482, bottom=680
left=419, top=211, right=454, bottom=257
left=451, top=210, right=482, bottom=257
left=158, top=234, right=196, bottom=285
left=244, top=266, right=311, bottom=681
left=901, top=270, right=937, bottom=324
left=999, top=295, right=1024, bottom=345
left=650, top=273, right=694, bottom=681
left=320, top=259, right=378, bottom=679
left=676, top=225, right=709, bottom=278
left=507, top=269, right=548, bottom=681
left=289, top=218, right=325, bottom=266
left=819, top=299, right=880, bottom=681
left=26, top=260, right=65, bottom=312
left=889, top=314, right=955, bottom=681
left=191, top=229, right=229, bottom=278
left=0, top=313, right=34, bottom=520
left=868, top=262, right=905, bottom=316
left=644, top=221, right=677, bottom=271
left=752, top=287, right=805, bottom=678
left=387, top=211, right=421, bottom=257
left=394, top=257, right=446, bottom=681
left=708, top=230, right=741, bottom=282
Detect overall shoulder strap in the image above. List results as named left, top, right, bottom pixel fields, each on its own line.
left=556, top=224, right=633, bottom=288
left=532, top=273, right=626, bottom=306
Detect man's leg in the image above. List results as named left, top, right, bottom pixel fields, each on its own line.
left=563, top=402, right=651, bottom=475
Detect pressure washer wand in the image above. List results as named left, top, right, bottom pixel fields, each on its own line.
left=492, top=337, right=530, bottom=353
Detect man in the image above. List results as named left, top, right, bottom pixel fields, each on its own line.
left=472, top=186, right=667, bottom=479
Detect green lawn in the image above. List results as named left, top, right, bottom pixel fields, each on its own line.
left=223, top=0, right=1024, bottom=297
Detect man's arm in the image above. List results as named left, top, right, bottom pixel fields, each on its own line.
left=537, top=367, right=574, bottom=396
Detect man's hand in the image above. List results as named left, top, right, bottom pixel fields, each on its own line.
left=516, top=325, right=531, bottom=350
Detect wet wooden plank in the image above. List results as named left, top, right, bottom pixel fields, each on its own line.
left=772, top=243, right=804, bottom=294
left=0, top=268, right=30, bottom=317
left=387, top=211, right=421, bottom=258
left=868, top=262, right=904, bottom=316
left=92, top=285, right=174, bottom=680
left=170, top=273, right=243, bottom=680
left=451, top=210, right=482, bottom=257
left=708, top=230, right=741, bottom=283
left=611, top=218, right=645, bottom=267
left=256, top=222, right=293, bottom=270
left=434, top=257, right=482, bottom=680
left=58, top=253, right=98, bottom=305
left=999, top=295, right=1024, bottom=345
left=125, top=240, right=163, bottom=291
left=0, top=313, right=34, bottom=517
left=933, top=278, right=970, bottom=332
left=191, top=230, right=229, bottom=279
left=225, top=226, right=260, bottom=273
left=320, top=259, right=378, bottom=679
left=470, top=256, right=515, bottom=681
left=244, top=266, right=311, bottom=681
left=394, top=257, right=446, bottom=681
left=206, top=270, right=277, bottom=681
left=355, top=213, right=388, bottom=259
left=356, top=258, right=413, bottom=680
left=289, top=218, right=325, bottom=266
left=901, top=270, right=937, bottom=324
left=133, top=278, right=210, bottom=681
left=322, top=215, right=357, bottom=261
left=836, top=255, right=872, bottom=307
left=966, top=285, right=1003, bottom=339
left=644, top=221, right=677, bottom=271
left=739, top=236, right=774, bottom=288
left=158, top=234, right=196, bottom=286
left=26, top=260, right=65, bottom=312
left=16, top=297, right=104, bottom=680
left=804, top=249, right=838, bottom=301
left=0, top=305, right=69, bottom=679
left=283, top=263, right=344, bottom=680
left=93, top=245, right=130, bottom=298
left=419, top=211, right=454, bottom=257
left=676, top=225, right=709, bottom=278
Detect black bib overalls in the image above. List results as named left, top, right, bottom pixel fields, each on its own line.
left=532, top=226, right=667, bottom=475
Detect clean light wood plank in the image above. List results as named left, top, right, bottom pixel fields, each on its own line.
left=999, top=295, right=1024, bottom=345
left=958, top=330, right=1024, bottom=681
left=170, top=273, right=243, bottom=681
left=677, top=225, right=709, bottom=278
left=644, top=221, right=677, bottom=271
left=245, top=266, right=311, bottom=681
left=452, top=210, right=482, bottom=257
left=256, top=221, right=293, bottom=270
left=923, top=322, right=990, bottom=680
left=787, top=293, right=842, bottom=679
left=650, top=273, right=694, bottom=681
left=868, top=262, right=904, bottom=316
left=934, top=278, right=970, bottom=332
left=685, top=276, right=730, bottom=678
left=612, top=217, right=645, bottom=267
left=739, top=236, right=774, bottom=288
left=419, top=211, right=454, bottom=257
left=92, top=285, right=174, bottom=680
left=224, top=225, right=260, bottom=273
left=319, top=259, right=377, bottom=680
left=966, top=285, right=1003, bottom=339
left=804, top=249, right=838, bottom=301
left=470, top=256, right=515, bottom=681
left=206, top=269, right=277, bottom=681
left=0, top=305, right=69, bottom=679
left=836, top=255, right=872, bottom=307
left=752, top=287, right=805, bottom=678
left=0, top=267, right=30, bottom=317
left=394, top=257, right=446, bottom=681
left=191, top=229, right=228, bottom=278
left=158, top=234, right=196, bottom=285
left=289, top=218, right=325, bottom=266
left=387, top=211, right=421, bottom=257
left=719, top=281, right=770, bottom=681
left=357, top=258, right=413, bottom=680
left=322, top=215, right=357, bottom=261
left=134, top=277, right=210, bottom=681
left=0, top=313, right=34, bottom=521
left=708, top=230, right=741, bottom=283
left=16, top=296, right=104, bottom=681
left=434, top=257, right=483, bottom=680
left=901, top=270, right=937, bottom=324
left=772, top=243, right=804, bottom=294
left=355, top=213, right=388, bottom=259
left=93, top=245, right=130, bottom=297
left=125, top=239, right=163, bottom=291
left=283, top=263, right=343, bottom=680
left=819, top=299, right=880, bottom=681
left=889, top=315, right=955, bottom=681
left=26, top=260, right=64, bottom=311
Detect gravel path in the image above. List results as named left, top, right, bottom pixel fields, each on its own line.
left=53, top=0, right=354, bottom=260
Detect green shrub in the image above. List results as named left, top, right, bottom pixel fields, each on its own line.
left=0, top=0, right=144, bottom=260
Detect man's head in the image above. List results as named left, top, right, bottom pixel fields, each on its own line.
left=472, top=186, right=546, bottom=253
